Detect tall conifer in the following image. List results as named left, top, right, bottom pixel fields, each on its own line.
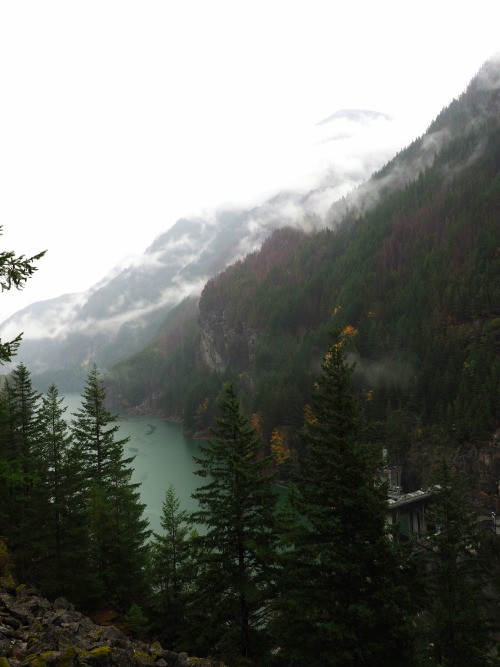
left=273, top=326, right=416, bottom=665
left=149, top=483, right=193, bottom=648
left=35, top=383, right=93, bottom=602
left=4, top=364, right=46, bottom=581
left=71, top=364, right=150, bottom=608
left=422, top=458, right=489, bottom=665
left=37, top=383, right=73, bottom=594
left=10, top=362, right=41, bottom=468
left=188, top=382, right=278, bottom=661
left=0, top=380, right=24, bottom=532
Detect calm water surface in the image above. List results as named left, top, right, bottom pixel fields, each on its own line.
left=62, top=394, right=202, bottom=535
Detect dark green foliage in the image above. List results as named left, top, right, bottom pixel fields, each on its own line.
left=0, top=226, right=45, bottom=364
left=273, top=328, right=417, bottom=665
left=0, top=365, right=151, bottom=609
left=0, top=226, right=45, bottom=574
left=0, top=364, right=46, bottom=582
left=71, top=364, right=131, bottom=487
left=9, top=363, right=42, bottom=466
left=419, top=459, right=490, bottom=665
left=71, top=364, right=151, bottom=608
left=1, top=61, right=500, bottom=664
left=0, top=380, right=18, bottom=464
left=124, top=603, right=150, bottom=639
left=106, top=60, right=500, bottom=485
left=36, top=383, right=79, bottom=597
left=182, top=374, right=223, bottom=438
left=106, top=297, right=203, bottom=421
left=0, top=457, right=24, bottom=531
left=187, top=382, right=278, bottom=661
left=51, top=430, right=93, bottom=606
left=149, top=483, right=194, bottom=648
left=0, top=229, right=152, bottom=612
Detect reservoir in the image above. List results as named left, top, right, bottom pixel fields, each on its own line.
left=62, top=394, right=202, bottom=536
left=117, top=414, right=202, bottom=535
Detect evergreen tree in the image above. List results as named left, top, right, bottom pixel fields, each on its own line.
left=55, top=430, right=94, bottom=607
left=71, top=364, right=150, bottom=608
left=0, top=380, right=24, bottom=533
left=0, top=379, right=18, bottom=462
left=37, top=384, right=72, bottom=579
left=421, top=458, right=490, bottom=665
left=0, top=226, right=45, bottom=364
left=149, top=483, right=193, bottom=648
left=3, top=363, right=46, bottom=581
left=273, top=326, right=416, bottom=666
left=36, top=383, right=91, bottom=599
left=188, top=382, right=278, bottom=661
left=9, top=362, right=41, bottom=467
left=72, top=364, right=130, bottom=487
left=124, top=602, right=150, bottom=639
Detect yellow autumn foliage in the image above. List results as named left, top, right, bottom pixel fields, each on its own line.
left=270, top=426, right=291, bottom=465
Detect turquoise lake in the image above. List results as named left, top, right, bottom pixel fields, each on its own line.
left=62, top=395, right=203, bottom=536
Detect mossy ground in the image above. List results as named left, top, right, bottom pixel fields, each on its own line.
left=22, top=651, right=56, bottom=666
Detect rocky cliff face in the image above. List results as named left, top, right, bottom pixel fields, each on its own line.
left=198, top=307, right=260, bottom=374
left=0, top=577, right=224, bottom=667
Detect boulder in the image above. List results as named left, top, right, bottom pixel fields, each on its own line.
left=0, top=577, right=227, bottom=666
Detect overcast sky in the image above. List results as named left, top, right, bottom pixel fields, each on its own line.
left=1, top=1, right=499, bottom=322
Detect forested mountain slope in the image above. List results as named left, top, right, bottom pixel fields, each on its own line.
left=108, top=58, right=500, bottom=489
left=0, top=204, right=294, bottom=390
left=0, top=110, right=393, bottom=393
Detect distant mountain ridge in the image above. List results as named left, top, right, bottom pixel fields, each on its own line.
left=317, top=109, right=392, bottom=125
left=106, top=56, right=500, bottom=491
left=0, top=108, right=403, bottom=390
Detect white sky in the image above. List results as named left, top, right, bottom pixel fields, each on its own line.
left=1, top=1, right=499, bottom=321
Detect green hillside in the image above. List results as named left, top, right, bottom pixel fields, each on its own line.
left=107, top=58, right=500, bottom=490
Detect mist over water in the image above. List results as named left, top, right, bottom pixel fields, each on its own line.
left=62, top=394, right=202, bottom=535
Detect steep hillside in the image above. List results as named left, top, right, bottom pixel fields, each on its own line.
left=107, top=57, right=500, bottom=489
left=0, top=108, right=397, bottom=393
left=0, top=200, right=305, bottom=391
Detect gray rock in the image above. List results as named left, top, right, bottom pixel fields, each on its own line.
left=156, top=649, right=181, bottom=665
left=2, top=605, right=30, bottom=626
left=0, top=624, right=19, bottom=639
left=53, top=596, right=74, bottom=611
left=0, top=611, right=21, bottom=629
left=177, top=652, right=191, bottom=667
left=0, top=578, right=226, bottom=666
left=99, top=624, right=131, bottom=649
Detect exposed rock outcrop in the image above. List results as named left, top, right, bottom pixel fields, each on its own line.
left=0, top=577, right=224, bottom=667
left=198, top=307, right=259, bottom=374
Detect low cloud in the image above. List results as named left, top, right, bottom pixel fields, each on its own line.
left=352, top=354, right=414, bottom=391
left=70, top=276, right=207, bottom=337
left=0, top=292, right=88, bottom=342
left=475, top=52, right=500, bottom=91
left=0, top=106, right=458, bottom=366
left=323, top=120, right=470, bottom=227
left=0, top=270, right=207, bottom=344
